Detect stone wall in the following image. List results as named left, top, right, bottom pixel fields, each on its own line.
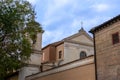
left=26, top=56, right=95, bottom=80
left=36, top=64, right=95, bottom=80
left=95, top=21, right=120, bottom=80
left=19, top=66, right=40, bottom=80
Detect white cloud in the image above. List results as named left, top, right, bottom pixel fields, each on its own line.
left=92, top=4, right=110, bottom=12
left=43, top=15, right=111, bottom=46
left=42, top=29, right=66, bottom=47
left=41, top=0, right=94, bottom=46
left=42, top=0, right=76, bottom=27
left=35, top=0, right=119, bottom=47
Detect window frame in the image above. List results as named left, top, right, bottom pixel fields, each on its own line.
left=112, top=32, right=119, bottom=45
left=80, top=51, right=87, bottom=59
left=58, top=51, right=62, bottom=59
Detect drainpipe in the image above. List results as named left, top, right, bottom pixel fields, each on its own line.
left=93, top=33, right=98, bottom=80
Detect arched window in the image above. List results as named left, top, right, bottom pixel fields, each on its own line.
left=80, top=51, right=87, bottom=59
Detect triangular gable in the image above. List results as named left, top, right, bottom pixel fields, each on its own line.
left=63, top=28, right=93, bottom=45
left=71, top=34, right=93, bottom=45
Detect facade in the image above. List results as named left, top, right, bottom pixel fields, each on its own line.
left=90, top=15, right=120, bottom=80
left=41, top=28, right=94, bottom=71
left=26, top=28, right=95, bottom=80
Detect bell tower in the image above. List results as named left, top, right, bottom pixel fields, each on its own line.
left=19, top=32, right=43, bottom=80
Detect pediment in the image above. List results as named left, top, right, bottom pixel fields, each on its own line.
left=71, top=34, right=93, bottom=45
left=63, top=30, right=93, bottom=45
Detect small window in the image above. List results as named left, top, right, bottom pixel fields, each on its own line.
left=58, top=51, right=62, bottom=59
left=80, top=51, right=87, bottom=59
left=112, top=32, right=119, bottom=44
left=42, top=52, right=45, bottom=61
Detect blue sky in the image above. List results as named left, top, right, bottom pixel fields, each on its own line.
left=27, top=0, right=120, bottom=47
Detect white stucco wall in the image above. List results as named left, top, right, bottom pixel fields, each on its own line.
left=60, top=42, right=94, bottom=65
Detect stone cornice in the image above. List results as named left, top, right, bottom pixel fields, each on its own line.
left=32, top=49, right=42, bottom=54
left=64, top=40, right=93, bottom=47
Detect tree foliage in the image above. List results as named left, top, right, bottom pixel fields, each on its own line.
left=0, top=0, right=43, bottom=79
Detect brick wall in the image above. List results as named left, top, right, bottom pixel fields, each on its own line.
left=95, top=21, right=120, bottom=80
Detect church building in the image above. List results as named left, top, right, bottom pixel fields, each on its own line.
left=6, top=14, right=120, bottom=80
left=26, top=28, right=95, bottom=80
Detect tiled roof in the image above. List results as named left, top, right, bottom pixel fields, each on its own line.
left=89, top=14, right=120, bottom=33
left=42, top=41, right=63, bottom=50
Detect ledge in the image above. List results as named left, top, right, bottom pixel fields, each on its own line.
left=26, top=56, right=94, bottom=80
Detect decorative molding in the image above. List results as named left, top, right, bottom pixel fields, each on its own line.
left=32, top=49, right=42, bottom=54
left=63, top=29, right=93, bottom=41
left=64, top=40, right=93, bottom=47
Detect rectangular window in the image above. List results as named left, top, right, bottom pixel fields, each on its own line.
left=112, top=32, right=119, bottom=44
left=58, top=51, right=62, bottom=59
left=42, top=52, right=45, bottom=61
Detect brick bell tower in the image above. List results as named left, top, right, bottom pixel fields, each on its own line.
left=18, top=32, right=43, bottom=80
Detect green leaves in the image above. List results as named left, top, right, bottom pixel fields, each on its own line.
left=0, top=0, right=43, bottom=79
